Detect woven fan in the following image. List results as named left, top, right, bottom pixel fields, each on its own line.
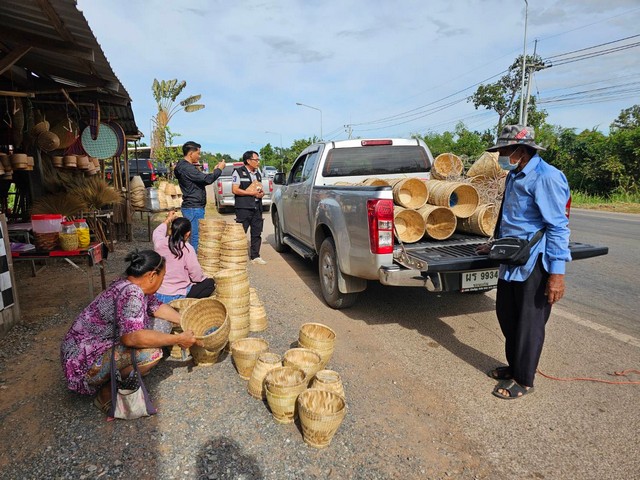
left=80, top=123, right=118, bottom=159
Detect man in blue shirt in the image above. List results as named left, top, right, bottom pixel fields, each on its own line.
left=479, top=125, right=571, bottom=399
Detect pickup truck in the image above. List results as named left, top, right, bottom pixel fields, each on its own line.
left=214, top=162, right=273, bottom=213
left=271, top=138, right=608, bottom=309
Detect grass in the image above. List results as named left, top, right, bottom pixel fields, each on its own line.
left=571, top=191, right=640, bottom=214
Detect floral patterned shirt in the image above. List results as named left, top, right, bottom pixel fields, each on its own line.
left=60, top=278, right=162, bottom=395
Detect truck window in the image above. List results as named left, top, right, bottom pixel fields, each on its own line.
left=322, top=146, right=430, bottom=177
left=301, top=151, right=319, bottom=183
left=290, top=155, right=307, bottom=184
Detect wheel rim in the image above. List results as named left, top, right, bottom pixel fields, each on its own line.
left=321, top=250, right=336, bottom=295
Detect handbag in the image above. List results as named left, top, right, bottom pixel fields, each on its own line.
left=107, top=290, right=157, bottom=420
left=489, top=229, right=544, bottom=266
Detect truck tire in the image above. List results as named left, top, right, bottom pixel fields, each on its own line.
left=215, top=200, right=226, bottom=214
left=319, top=237, right=358, bottom=309
left=273, top=211, right=290, bottom=253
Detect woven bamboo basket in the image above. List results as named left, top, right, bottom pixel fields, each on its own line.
left=360, top=178, right=390, bottom=187
left=76, top=155, right=90, bottom=170
left=0, top=153, right=10, bottom=170
left=393, top=206, right=425, bottom=243
left=310, top=370, right=345, bottom=399
left=51, top=156, right=63, bottom=168
left=248, top=352, right=282, bottom=399
left=416, top=204, right=457, bottom=240
left=426, top=180, right=479, bottom=219
left=222, top=237, right=249, bottom=249
left=37, top=131, right=60, bottom=152
left=265, top=385, right=307, bottom=424
left=223, top=223, right=246, bottom=236
left=431, top=153, right=464, bottom=179
left=389, top=178, right=428, bottom=209
left=228, top=325, right=250, bottom=345
left=298, top=323, right=336, bottom=368
left=63, top=155, right=77, bottom=168
left=297, top=389, right=347, bottom=448
left=283, top=348, right=323, bottom=383
left=456, top=204, right=497, bottom=237
left=230, top=337, right=269, bottom=380
left=467, top=152, right=501, bottom=178
left=189, top=345, right=220, bottom=366
left=180, top=298, right=229, bottom=359
left=26, top=156, right=34, bottom=171
left=11, top=154, right=28, bottom=170
left=249, top=304, right=268, bottom=332
left=168, top=297, right=200, bottom=313
left=265, top=366, right=307, bottom=424
left=214, top=268, right=249, bottom=284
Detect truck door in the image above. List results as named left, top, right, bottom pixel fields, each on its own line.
left=280, top=154, right=307, bottom=239
left=295, top=150, right=320, bottom=247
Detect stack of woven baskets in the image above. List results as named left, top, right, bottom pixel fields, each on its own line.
left=213, top=268, right=251, bottom=344
left=198, top=218, right=227, bottom=276
left=156, top=181, right=183, bottom=209
left=219, top=223, right=249, bottom=270
left=130, top=175, right=146, bottom=209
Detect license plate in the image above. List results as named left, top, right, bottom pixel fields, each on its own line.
left=461, top=269, right=499, bottom=292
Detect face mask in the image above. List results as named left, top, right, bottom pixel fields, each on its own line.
left=498, top=148, right=521, bottom=171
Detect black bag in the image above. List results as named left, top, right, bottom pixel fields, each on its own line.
left=489, top=229, right=544, bottom=266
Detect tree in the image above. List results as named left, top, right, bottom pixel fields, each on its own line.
left=610, top=105, right=640, bottom=132
left=259, top=143, right=278, bottom=168
left=151, top=79, right=204, bottom=154
left=468, top=54, right=547, bottom=135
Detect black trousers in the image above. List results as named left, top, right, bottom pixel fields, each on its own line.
left=235, top=207, right=263, bottom=260
left=186, top=278, right=215, bottom=298
left=495, top=255, right=552, bottom=387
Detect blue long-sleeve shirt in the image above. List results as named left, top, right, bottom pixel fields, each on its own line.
left=497, top=154, right=572, bottom=282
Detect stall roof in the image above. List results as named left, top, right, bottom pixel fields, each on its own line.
left=0, top=0, right=140, bottom=137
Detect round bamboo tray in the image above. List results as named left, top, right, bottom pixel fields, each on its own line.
left=297, top=389, right=347, bottom=448
left=248, top=352, right=282, bottom=399
left=456, top=204, right=497, bottom=237
left=283, top=348, right=323, bottom=383
left=431, top=153, right=464, bottom=179
left=230, top=337, right=269, bottom=380
left=416, top=204, right=457, bottom=240
left=310, top=370, right=345, bottom=399
left=298, top=323, right=336, bottom=367
left=389, top=178, right=428, bottom=209
left=393, top=206, right=425, bottom=243
left=426, top=180, right=479, bottom=219
left=181, top=298, right=229, bottom=356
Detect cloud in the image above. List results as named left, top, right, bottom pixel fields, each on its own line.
left=261, top=36, right=333, bottom=63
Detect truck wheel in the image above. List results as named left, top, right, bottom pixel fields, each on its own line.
left=273, top=211, right=290, bottom=253
left=216, top=201, right=226, bottom=214
left=319, top=237, right=358, bottom=309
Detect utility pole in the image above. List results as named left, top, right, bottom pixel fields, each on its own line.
left=518, top=0, right=529, bottom=125
left=344, top=124, right=353, bottom=139
left=523, top=39, right=538, bottom=126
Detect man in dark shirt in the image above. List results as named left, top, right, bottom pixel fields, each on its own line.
left=174, top=141, right=225, bottom=253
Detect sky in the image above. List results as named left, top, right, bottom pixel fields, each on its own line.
left=77, top=0, right=640, bottom=159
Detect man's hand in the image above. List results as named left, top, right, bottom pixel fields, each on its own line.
left=475, top=242, right=491, bottom=255
left=215, top=161, right=226, bottom=170
left=545, top=274, right=565, bottom=305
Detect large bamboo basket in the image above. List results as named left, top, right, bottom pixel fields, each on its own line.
left=393, top=206, right=425, bottom=243
left=283, top=348, right=323, bottom=383
left=298, top=323, right=336, bottom=368
left=360, top=178, right=390, bottom=187
left=248, top=352, right=282, bottom=399
left=426, top=180, right=479, bottom=219
left=389, top=178, right=428, bottom=209
left=467, top=152, right=501, bottom=178
left=230, top=337, right=269, bottom=380
left=310, top=370, right=345, bottom=399
left=416, top=204, right=457, bottom=240
left=190, top=345, right=220, bottom=366
left=265, top=366, right=307, bottom=424
left=297, top=389, right=347, bottom=448
left=431, top=153, right=464, bottom=179
left=180, top=298, right=229, bottom=361
left=456, top=204, right=497, bottom=237
left=266, top=386, right=307, bottom=424
left=168, top=298, right=201, bottom=313
left=228, top=324, right=250, bottom=344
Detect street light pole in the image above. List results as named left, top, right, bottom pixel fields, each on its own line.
left=296, top=102, right=323, bottom=140
left=265, top=130, right=283, bottom=171
left=518, top=0, right=529, bottom=125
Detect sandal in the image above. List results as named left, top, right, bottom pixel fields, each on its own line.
left=487, top=366, right=513, bottom=380
left=93, top=397, right=112, bottom=414
left=492, top=379, right=534, bottom=400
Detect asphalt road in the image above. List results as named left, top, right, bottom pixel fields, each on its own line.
left=244, top=207, right=640, bottom=479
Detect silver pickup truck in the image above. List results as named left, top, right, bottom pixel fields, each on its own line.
left=271, top=138, right=608, bottom=309
left=214, top=162, right=273, bottom=213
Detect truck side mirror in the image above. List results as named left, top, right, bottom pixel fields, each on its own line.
left=273, top=172, right=286, bottom=185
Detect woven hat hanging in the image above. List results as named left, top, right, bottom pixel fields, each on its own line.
left=50, top=117, right=79, bottom=150
left=80, top=123, right=118, bottom=159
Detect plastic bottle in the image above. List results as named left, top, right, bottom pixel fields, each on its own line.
left=74, top=219, right=90, bottom=248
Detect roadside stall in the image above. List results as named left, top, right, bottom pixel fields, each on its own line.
left=0, top=0, right=141, bottom=334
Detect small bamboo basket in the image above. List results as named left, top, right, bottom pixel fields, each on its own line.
left=416, top=204, right=457, bottom=240
left=389, top=178, right=429, bottom=209
left=426, top=180, right=479, bottom=219
left=230, top=337, right=269, bottom=380
left=265, top=366, right=307, bottom=424
left=393, top=206, right=425, bottom=243
left=180, top=298, right=229, bottom=364
left=247, top=352, right=282, bottom=399
left=283, top=348, right=323, bottom=384
left=297, top=389, right=347, bottom=448
left=310, top=370, right=345, bottom=399
left=298, top=323, right=336, bottom=368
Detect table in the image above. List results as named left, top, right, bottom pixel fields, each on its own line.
left=11, top=242, right=107, bottom=300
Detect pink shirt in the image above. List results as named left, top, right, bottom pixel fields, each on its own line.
left=153, top=222, right=206, bottom=296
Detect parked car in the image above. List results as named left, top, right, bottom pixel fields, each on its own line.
left=214, top=162, right=273, bottom=213
left=262, top=165, right=278, bottom=178
left=105, top=158, right=157, bottom=188
left=154, top=161, right=169, bottom=178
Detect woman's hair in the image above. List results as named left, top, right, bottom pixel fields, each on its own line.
left=168, top=217, right=192, bottom=259
left=124, top=249, right=165, bottom=277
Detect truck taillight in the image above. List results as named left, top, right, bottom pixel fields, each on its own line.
left=217, top=180, right=223, bottom=195
left=269, top=179, right=273, bottom=193
left=151, top=173, right=157, bottom=182
left=565, top=196, right=571, bottom=218
left=368, top=199, right=394, bottom=254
